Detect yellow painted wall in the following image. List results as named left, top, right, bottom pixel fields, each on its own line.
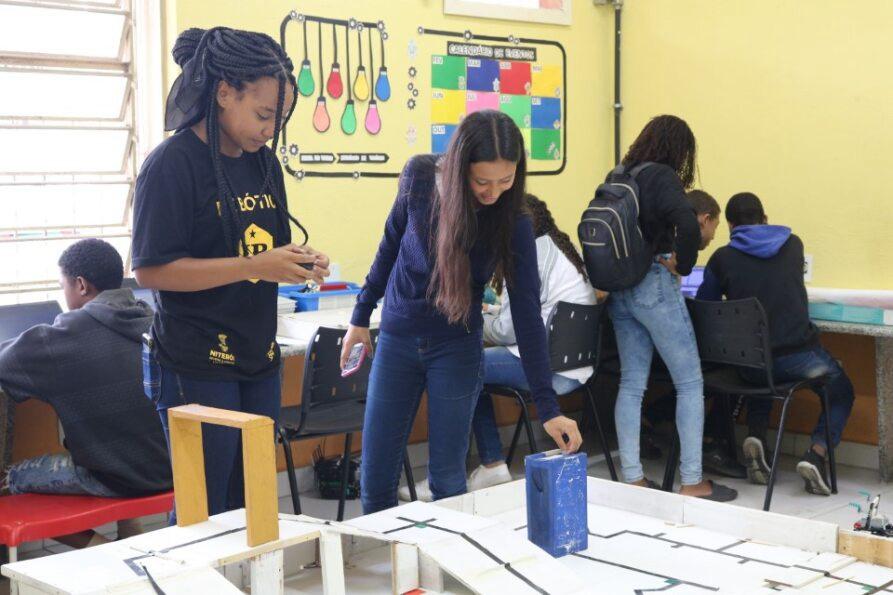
left=621, top=0, right=893, bottom=289
left=165, top=0, right=616, bottom=282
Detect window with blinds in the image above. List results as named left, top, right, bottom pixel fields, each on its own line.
left=0, top=0, right=162, bottom=306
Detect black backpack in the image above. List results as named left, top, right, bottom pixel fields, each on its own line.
left=578, top=163, right=654, bottom=291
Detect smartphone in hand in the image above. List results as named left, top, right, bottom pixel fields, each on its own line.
left=341, top=343, right=367, bottom=377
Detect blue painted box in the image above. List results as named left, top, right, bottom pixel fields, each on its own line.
left=525, top=450, right=588, bottom=557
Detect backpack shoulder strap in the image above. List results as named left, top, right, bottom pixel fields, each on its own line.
left=627, top=161, right=655, bottom=179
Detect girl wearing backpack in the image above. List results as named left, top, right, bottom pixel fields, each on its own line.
left=608, top=115, right=736, bottom=501
left=340, top=110, right=582, bottom=514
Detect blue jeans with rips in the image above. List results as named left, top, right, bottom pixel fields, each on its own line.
left=609, top=263, right=704, bottom=486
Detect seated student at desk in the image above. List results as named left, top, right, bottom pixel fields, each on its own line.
left=697, top=193, right=855, bottom=496
left=400, top=194, right=600, bottom=501
left=0, top=239, right=172, bottom=547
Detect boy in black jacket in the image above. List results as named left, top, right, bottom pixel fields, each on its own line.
left=697, top=193, right=854, bottom=496
left=0, top=239, right=172, bottom=546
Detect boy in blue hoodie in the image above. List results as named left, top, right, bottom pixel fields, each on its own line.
left=697, top=193, right=854, bottom=496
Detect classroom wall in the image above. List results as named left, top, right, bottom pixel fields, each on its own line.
left=620, top=0, right=892, bottom=445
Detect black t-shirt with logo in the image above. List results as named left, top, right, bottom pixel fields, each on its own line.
left=132, top=129, right=286, bottom=381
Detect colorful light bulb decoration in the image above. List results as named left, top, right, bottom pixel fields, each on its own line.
left=375, top=28, right=390, bottom=101
left=313, top=97, right=330, bottom=132
left=353, top=66, right=369, bottom=101
left=365, top=99, right=381, bottom=135
left=297, top=60, right=315, bottom=97
left=375, top=66, right=390, bottom=101
left=341, top=99, right=357, bottom=135
left=327, top=64, right=343, bottom=98
left=297, top=21, right=314, bottom=96
left=353, top=27, right=369, bottom=101
left=326, top=24, right=343, bottom=99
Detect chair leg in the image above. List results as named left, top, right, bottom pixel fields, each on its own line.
left=278, top=425, right=301, bottom=516
left=820, top=390, right=838, bottom=494
left=585, top=386, right=618, bottom=481
left=516, top=396, right=538, bottom=457
left=337, top=433, right=353, bottom=522
left=506, top=414, right=524, bottom=468
left=402, top=449, right=417, bottom=502
left=662, top=432, right=680, bottom=492
left=763, top=397, right=792, bottom=511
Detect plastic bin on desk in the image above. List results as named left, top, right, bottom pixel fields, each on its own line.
left=278, top=282, right=361, bottom=312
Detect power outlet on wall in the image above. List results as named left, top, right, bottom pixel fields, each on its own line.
left=803, top=254, right=813, bottom=283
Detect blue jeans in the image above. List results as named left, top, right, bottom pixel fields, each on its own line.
left=6, top=453, right=121, bottom=497
left=361, top=330, right=484, bottom=514
left=742, top=347, right=855, bottom=448
left=155, top=366, right=281, bottom=521
left=473, top=346, right=582, bottom=465
left=609, top=263, right=704, bottom=485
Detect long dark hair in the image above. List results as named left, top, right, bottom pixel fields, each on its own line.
left=527, top=193, right=588, bottom=280
left=170, top=27, right=303, bottom=256
left=429, top=110, right=526, bottom=325
left=622, top=114, right=697, bottom=189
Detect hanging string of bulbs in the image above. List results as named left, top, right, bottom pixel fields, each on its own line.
left=287, top=12, right=390, bottom=137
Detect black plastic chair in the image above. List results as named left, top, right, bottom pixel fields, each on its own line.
left=662, top=298, right=836, bottom=510
left=278, top=327, right=417, bottom=521
left=488, top=301, right=618, bottom=481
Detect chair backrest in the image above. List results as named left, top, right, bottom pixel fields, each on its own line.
left=299, top=326, right=379, bottom=428
left=546, top=301, right=604, bottom=373
left=686, top=297, right=775, bottom=388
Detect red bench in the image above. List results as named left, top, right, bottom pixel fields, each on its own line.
left=0, top=491, right=174, bottom=562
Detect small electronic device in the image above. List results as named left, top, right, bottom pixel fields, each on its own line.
left=341, top=343, right=367, bottom=377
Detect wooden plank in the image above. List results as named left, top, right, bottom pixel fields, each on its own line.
left=168, top=404, right=269, bottom=429
left=418, top=551, right=444, bottom=592
left=249, top=550, right=284, bottom=595
left=318, top=531, right=346, bottom=595
left=168, top=412, right=208, bottom=527
left=391, top=542, right=419, bottom=594
left=839, top=529, right=893, bottom=568
left=241, top=422, right=279, bottom=546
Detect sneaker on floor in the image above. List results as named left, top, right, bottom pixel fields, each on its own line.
left=742, top=436, right=771, bottom=485
left=703, top=444, right=747, bottom=479
left=398, top=480, right=433, bottom=503
left=467, top=463, right=513, bottom=492
left=797, top=449, right=832, bottom=496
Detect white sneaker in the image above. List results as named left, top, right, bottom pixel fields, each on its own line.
left=398, top=480, right=433, bottom=502
left=467, top=463, right=512, bottom=492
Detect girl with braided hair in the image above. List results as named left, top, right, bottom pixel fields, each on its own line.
left=131, top=27, right=330, bottom=517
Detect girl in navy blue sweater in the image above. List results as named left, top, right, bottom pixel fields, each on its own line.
left=342, top=110, right=581, bottom=513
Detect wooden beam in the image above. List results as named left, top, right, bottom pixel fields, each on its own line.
left=838, top=529, right=893, bottom=568
left=167, top=404, right=279, bottom=547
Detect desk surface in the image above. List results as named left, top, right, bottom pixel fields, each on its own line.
left=814, top=319, right=893, bottom=339
left=277, top=307, right=380, bottom=358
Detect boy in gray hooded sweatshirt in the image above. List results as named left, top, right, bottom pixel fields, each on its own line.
left=0, top=239, right=172, bottom=545
left=697, top=193, right=854, bottom=497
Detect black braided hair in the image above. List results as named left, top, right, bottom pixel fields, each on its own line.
left=171, top=27, right=307, bottom=257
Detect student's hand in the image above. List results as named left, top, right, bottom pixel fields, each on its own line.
left=247, top=244, right=329, bottom=284
left=595, top=290, right=609, bottom=304
left=290, top=244, right=331, bottom=272
left=543, top=415, right=582, bottom=454
left=341, top=324, right=373, bottom=370
left=658, top=253, right=679, bottom=277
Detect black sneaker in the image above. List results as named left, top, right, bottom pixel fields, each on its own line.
left=703, top=445, right=747, bottom=479
left=797, top=449, right=831, bottom=496
left=742, top=436, right=771, bottom=485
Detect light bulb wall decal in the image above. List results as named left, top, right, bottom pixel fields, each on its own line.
left=297, top=19, right=315, bottom=97
left=353, top=27, right=369, bottom=101
left=364, top=99, right=381, bottom=134
left=375, top=28, right=390, bottom=101
left=312, top=21, right=329, bottom=132
left=341, top=24, right=357, bottom=134
left=326, top=24, right=343, bottom=99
